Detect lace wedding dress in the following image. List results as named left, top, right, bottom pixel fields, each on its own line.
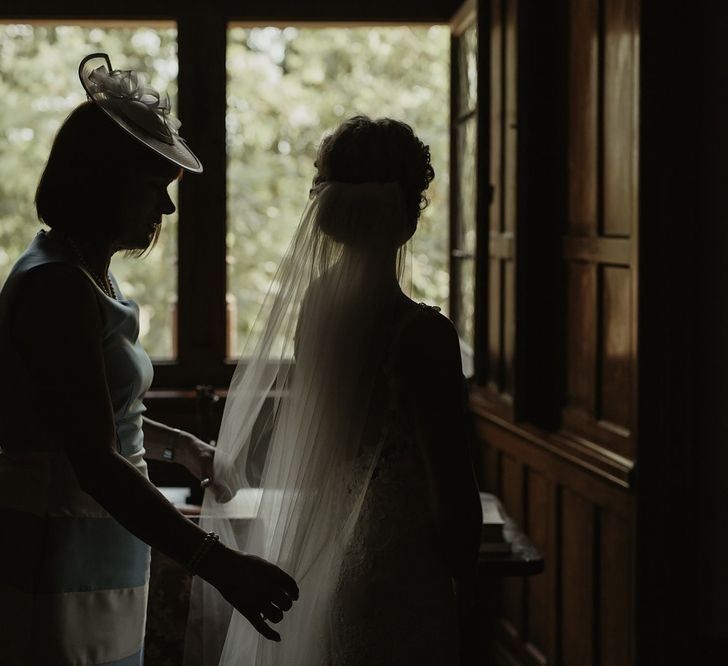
left=329, top=304, right=460, bottom=665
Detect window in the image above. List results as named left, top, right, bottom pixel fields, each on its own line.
left=0, top=10, right=469, bottom=390
left=450, top=10, right=478, bottom=377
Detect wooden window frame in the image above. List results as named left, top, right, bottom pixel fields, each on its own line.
left=1, top=1, right=469, bottom=394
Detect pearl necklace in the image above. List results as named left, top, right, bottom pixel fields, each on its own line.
left=62, top=235, right=118, bottom=300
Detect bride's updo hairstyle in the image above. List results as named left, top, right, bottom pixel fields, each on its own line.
left=313, top=116, right=435, bottom=247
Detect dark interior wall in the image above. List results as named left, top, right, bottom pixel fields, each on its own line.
left=0, top=0, right=463, bottom=22
left=698, top=0, right=728, bottom=651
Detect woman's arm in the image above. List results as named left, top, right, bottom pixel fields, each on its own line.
left=142, top=416, right=215, bottom=482
left=11, top=263, right=297, bottom=640
left=403, top=312, right=482, bottom=589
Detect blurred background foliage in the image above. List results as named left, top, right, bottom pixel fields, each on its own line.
left=0, top=23, right=449, bottom=360
left=226, top=26, right=450, bottom=356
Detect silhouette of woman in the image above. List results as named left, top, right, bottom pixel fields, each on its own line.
left=204, top=116, right=482, bottom=665
left=0, top=53, right=297, bottom=665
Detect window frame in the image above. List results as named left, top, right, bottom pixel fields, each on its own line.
left=0, top=1, right=470, bottom=392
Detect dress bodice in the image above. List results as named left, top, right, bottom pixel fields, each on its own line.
left=330, top=302, right=460, bottom=665
left=0, top=229, right=153, bottom=456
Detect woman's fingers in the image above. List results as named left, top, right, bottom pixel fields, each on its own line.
left=273, top=589, right=293, bottom=611
left=261, top=602, right=284, bottom=624
left=247, top=612, right=281, bottom=642
left=277, top=569, right=299, bottom=600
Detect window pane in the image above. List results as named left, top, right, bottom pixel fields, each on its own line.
left=0, top=23, right=178, bottom=359
left=458, top=21, right=478, bottom=114
left=226, top=26, right=449, bottom=356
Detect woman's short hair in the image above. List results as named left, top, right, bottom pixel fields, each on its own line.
left=35, top=101, right=179, bottom=239
left=313, top=116, right=435, bottom=241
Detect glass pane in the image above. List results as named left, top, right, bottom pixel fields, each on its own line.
left=226, top=26, right=450, bottom=357
left=458, top=21, right=478, bottom=113
left=456, top=116, right=477, bottom=255
left=458, top=258, right=476, bottom=353
left=0, top=23, right=178, bottom=359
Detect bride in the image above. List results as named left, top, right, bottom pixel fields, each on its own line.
left=199, top=116, right=482, bottom=665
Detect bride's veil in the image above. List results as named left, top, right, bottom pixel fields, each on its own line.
left=189, top=180, right=410, bottom=665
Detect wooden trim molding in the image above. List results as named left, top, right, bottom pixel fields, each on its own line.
left=562, top=235, right=631, bottom=265
left=470, top=385, right=635, bottom=493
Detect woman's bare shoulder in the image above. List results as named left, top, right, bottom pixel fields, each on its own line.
left=398, top=299, right=461, bottom=370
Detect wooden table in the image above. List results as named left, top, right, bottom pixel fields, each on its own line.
left=478, top=492, right=544, bottom=577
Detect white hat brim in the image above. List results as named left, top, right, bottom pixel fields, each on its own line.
left=79, top=53, right=203, bottom=174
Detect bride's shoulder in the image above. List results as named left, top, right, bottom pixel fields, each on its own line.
left=398, top=299, right=460, bottom=361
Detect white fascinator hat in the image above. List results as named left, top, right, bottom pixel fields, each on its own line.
left=79, top=52, right=203, bottom=173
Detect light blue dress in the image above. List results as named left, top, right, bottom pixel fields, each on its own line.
left=0, top=229, right=153, bottom=665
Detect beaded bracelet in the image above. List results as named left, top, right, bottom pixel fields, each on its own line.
left=186, top=531, right=220, bottom=574
left=162, top=428, right=181, bottom=462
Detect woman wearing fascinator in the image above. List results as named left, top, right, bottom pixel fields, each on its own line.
left=0, top=53, right=297, bottom=665
left=202, top=116, right=483, bottom=664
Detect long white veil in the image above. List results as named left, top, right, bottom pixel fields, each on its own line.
left=189, top=181, right=410, bottom=665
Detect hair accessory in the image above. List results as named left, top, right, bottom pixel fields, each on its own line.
left=79, top=53, right=202, bottom=173
left=186, top=531, right=220, bottom=574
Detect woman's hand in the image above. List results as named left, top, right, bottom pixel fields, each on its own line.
left=178, top=432, right=216, bottom=482
left=198, top=543, right=300, bottom=641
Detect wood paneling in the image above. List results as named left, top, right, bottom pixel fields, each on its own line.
left=600, top=265, right=632, bottom=441
left=490, top=0, right=504, bottom=235
left=489, top=258, right=502, bottom=387
left=476, top=0, right=645, bottom=663
left=501, top=455, right=525, bottom=636
left=504, top=0, right=518, bottom=235
left=567, top=0, right=598, bottom=233
left=560, top=489, right=594, bottom=666
left=486, top=0, right=518, bottom=399
left=504, top=260, right=517, bottom=394
left=603, top=0, right=638, bottom=237
left=477, top=418, right=634, bottom=666
left=525, top=471, right=557, bottom=663
left=600, top=510, right=632, bottom=665
left=562, top=0, right=638, bottom=455
left=565, top=262, right=598, bottom=414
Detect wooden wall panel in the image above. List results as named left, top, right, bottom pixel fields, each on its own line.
left=489, top=258, right=502, bottom=386
left=560, top=489, right=594, bottom=666
left=476, top=422, right=635, bottom=666
left=525, top=470, right=557, bottom=664
left=603, top=0, right=638, bottom=237
left=504, top=260, right=517, bottom=394
left=485, top=0, right=517, bottom=402
left=504, top=0, right=518, bottom=235
left=565, top=262, right=597, bottom=414
left=561, top=0, right=638, bottom=456
left=600, top=265, right=632, bottom=440
left=600, top=510, right=632, bottom=665
left=567, top=0, right=598, bottom=233
left=490, top=0, right=504, bottom=235
left=474, top=0, right=639, bottom=663
left=500, top=454, right=525, bottom=637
